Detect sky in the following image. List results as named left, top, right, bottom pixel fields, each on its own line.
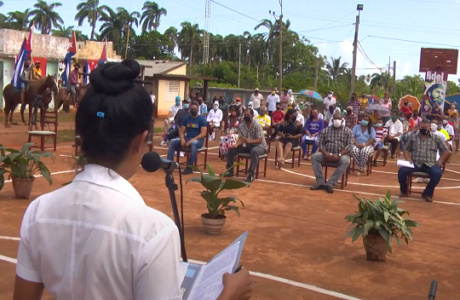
left=3, top=0, right=460, bottom=82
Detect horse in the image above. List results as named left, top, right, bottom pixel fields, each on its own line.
left=53, top=84, right=91, bottom=112
left=2, top=75, right=58, bottom=128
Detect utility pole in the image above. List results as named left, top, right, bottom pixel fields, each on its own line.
left=270, top=0, right=283, bottom=92
left=392, top=60, right=396, bottom=97
left=387, top=56, right=391, bottom=91
left=350, top=4, right=363, bottom=98
left=125, top=24, right=131, bottom=59
left=314, top=57, right=320, bottom=90
left=238, top=43, right=241, bottom=88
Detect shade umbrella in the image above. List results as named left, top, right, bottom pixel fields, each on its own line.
left=399, top=95, right=421, bottom=112
left=298, top=89, right=323, bottom=101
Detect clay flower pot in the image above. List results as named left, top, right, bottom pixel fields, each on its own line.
left=363, top=233, right=387, bottom=262
left=201, top=214, right=227, bottom=235
left=12, top=176, right=35, bottom=199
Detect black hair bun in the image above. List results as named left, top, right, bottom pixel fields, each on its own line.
left=89, top=59, right=140, bottom=95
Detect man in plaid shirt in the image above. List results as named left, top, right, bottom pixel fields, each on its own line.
left=398, top=119, right=451, bottom=202
left=311, top=112, right=353, bottom=193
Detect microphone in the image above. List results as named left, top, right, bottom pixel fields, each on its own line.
left=141, top=151, right=179, bottom=173
left=428, top=280, right=437, bottom=300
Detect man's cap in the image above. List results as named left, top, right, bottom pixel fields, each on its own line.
left=175, top=96, right=181, bottom=101
left=236, top=97, right=242, bottom=101
left=74, top=63, right=81, bottom=68
left=35, top=61, right=41, bottom=64
left=255, top=88, right=259, bottom=91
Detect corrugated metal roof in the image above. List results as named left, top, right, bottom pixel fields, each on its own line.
left=136, top=60, right=186, bottom=76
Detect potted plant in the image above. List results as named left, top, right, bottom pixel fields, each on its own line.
left=0, top=143, right=54, bottom=199
left=187, top=163, right=248, bottom=235
left=344, top=190, right=419, bottom=262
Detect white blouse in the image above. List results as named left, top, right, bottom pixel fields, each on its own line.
left=16, top=164, right=182, bottom=300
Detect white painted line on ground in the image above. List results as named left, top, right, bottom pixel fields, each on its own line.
left=3, top=170, right=75, bottom=183
left=0, top=253, right=363, bottom=300
left=0, top=236, right=20, bottom=241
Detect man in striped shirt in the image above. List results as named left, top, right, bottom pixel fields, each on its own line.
left=348, top=93, right=360, bottom=116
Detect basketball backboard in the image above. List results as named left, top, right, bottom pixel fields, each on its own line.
left=419, top=48, right=458, bottom=74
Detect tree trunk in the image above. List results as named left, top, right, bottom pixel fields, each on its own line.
left=190, top=46, right=193, bottom=67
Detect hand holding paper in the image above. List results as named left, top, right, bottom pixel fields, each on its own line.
left=397, top=159, right=414, bottom=168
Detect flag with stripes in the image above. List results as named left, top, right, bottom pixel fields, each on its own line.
left=84, top=59, right=98, bottom=85
left=61, top=32, right=77, bottom=87
left=11, top=38, right=30, bottom=89
left=98, top=40, right=107, bottom=67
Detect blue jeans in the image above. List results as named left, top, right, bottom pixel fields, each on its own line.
left=302, top=139, right=318, bottom=155
left=398, top=164, right=442, bottom=197
left=163, top=124, right=176, bottom=142
left=167, top=138, right=204, bottom=166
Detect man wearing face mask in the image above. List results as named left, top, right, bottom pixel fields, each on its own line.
left=207, top=101, right=223, bottom=140
left=247, top=101, right=259, bottom=118
left=442, top=115, right=454, bottom=144
left=225, top=108, right=268, bottom=182
left=250, top=88, right=263, bottom=113
left=266, top=89, right=280, bottom=116
left=270, top=103, right=285, bottom=141
left=167, top=102, right=208, bottom=175
left=197, top=96, right=208, bottom=117
left=323, top=91, right=336, bottom=120
left=384, top=111, right=403, bottom=159
left=343, top=105, right=357, bottom=130
left=398, top=119, right=450, bottom=202
left=161, top=96, right=183, bottom=147
left=310, top=112, right=353, bottom=193
left=254, top=105, right=271, bottom=136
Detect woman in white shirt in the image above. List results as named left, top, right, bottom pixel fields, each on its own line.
left=13, top=59, right=252, bottom=300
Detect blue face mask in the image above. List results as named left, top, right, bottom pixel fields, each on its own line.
left=361, top=120, right=369, bottom=126
left=183, top=104, right=189, bottom=109
left=175, top=101, right=181, bottom=105
left=399, top=117, right=405, bottom=121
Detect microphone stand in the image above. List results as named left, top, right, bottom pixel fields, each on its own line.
left=164, top=164, right=187, bottom=262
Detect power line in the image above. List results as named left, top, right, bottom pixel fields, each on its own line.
left=210, top=0, right=260, bottom=22
left=363, top=35, right=460, bottom=48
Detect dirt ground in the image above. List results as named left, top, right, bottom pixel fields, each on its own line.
left=1, top=122, right=460, bottom=300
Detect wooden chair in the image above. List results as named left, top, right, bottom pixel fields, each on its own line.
left=274, top=137, right=302, bottom=168
left=265, top=127, right=272, bottom=154
left=321, top=161, right=351, bottom=190
left=350, top=155, right=374, bottom=176
left=236, top=152, right=268, bottom=179
left=176, top=126, right=209, bottom=170
left=28, top=111, right=58, bottom=152
left=407, top=162, right=446, bottom=197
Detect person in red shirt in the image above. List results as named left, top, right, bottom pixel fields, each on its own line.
left=400, top=100, right=412, bottom=115
left=271, top=102, right=285, bottom=141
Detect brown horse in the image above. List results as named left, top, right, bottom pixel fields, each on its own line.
left=54, top=84, right=90, bottom=112
left=2, top=75, right=58, bottom=128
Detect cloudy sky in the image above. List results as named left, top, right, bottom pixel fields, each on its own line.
left=3, top=0, right=460, bottom=81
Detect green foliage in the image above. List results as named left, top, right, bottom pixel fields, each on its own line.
left=0, top=143, right=54, bottom=191
left=344, top=190, right=419, bottom=253
left=186, top=163, right=248, bottom=219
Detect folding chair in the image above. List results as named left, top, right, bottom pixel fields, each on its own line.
left=321, top=161, right=351, bottom=190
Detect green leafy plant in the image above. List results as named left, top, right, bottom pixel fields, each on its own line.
left=0, top=143, right=54, bottom=190
left=187, top=163, right=248, bottom=218
left=344, top=190, right=419, bottom=253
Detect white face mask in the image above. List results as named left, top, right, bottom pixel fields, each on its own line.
left=443, top=120, right=448, bottom=125
left=333, top=119, right=342, bottom=128
left=430, top=124, right=437, bottom=132
left=236, top=102, right=241, bottom=106
left=328, top=94, right=332, bottom=99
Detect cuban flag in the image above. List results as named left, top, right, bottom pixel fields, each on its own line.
left=98, top=40, right=107, bottom=67
left=84, top=59, right=98, bottom=85
left=11, top=28, right=33, bottom=89
left=61, top=31, right=77, bottom=87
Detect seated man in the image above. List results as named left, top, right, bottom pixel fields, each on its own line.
left=276, top=109, right=303, bottom=168
left=161, top=96, right=183, bottom=146
left=167, top=102, right=207, bottom=175
left=311, top=112, right=353, bottom=193
left=270, top=103, right=285, bottom=141
left=398, top=119, right=450, bottom=202
left=254, top=105, right=271, bottom=136
left=384, top=110, right=403, bottom=158
left=225, top=108, right=268, bottom=183
left=207, top=101, right=223, bottom=140
left=372, top=116, right=388, bottom=166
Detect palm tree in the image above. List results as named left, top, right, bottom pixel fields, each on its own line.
left=178, top=22, right=202, bottom=66
left=164, top=26, right=177, bottom=56
left=370, top=72, right=390, bottom=91
left=326, top=56, right=348, bottom=80
left=140, top=1, right=167, bottom=32
left=6, top=10, right=31, bottom=31
left=28, top=0, right=64, bottom=34
left=75, top=0, right=110, bottom=40
left=99, top=7, right=140, bottom=54
left=51, top=25, right=74, bottom=38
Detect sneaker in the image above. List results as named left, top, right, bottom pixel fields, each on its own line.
left=180, top=152, right=185, bottom=157
left=160, top=141, right=167, bottom=147
left=245, top=175, right=255, bottom=183
left=413, top=177, right=424, bottom=183
left=222, top=172, right=234, bottom=178
left=182, top=167, right=193, bottom=175
left=325, top=184, right=334, bottom=193
left=310, top=183, right=325, bottom=191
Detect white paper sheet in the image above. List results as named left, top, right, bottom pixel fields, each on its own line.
left=397, top=159, right=414, bottom=168
left=187, top=241, right=240, bottom=300
left=179, top=262, right=189, bottom=297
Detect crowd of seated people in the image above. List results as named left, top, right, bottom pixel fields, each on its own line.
left=164, top=92, right=453, bottom=202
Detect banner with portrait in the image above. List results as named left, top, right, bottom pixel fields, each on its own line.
left=421, top=70, right=447, bottom=115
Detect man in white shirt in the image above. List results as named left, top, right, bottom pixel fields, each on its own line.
left=207, top=101, right=223, bottom=140
left=247, top=101, right=259, bottom=118
left=287, top=89, right=295, bottom=106
left=266, top=88, right=280, bottom=116
left=161, top=96, right=182, bottom=146
left=442, top=115, right=454, bottom=142
left=384, top=111, right=404, bottom=158
left=250, top=88, right=263, bottom=113
left=323, top=91, right=336, bottom=121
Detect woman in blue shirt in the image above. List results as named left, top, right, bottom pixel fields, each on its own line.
left=351, top=114, right=376, bottom=174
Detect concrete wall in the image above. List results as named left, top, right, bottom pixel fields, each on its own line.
left=166, top=65, right=186, bottom=76
left=75, top=41, right=121, bottom=60
left=0, top=57, right=14, bottom=109
left=157, top=79, right=185, bottom=117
